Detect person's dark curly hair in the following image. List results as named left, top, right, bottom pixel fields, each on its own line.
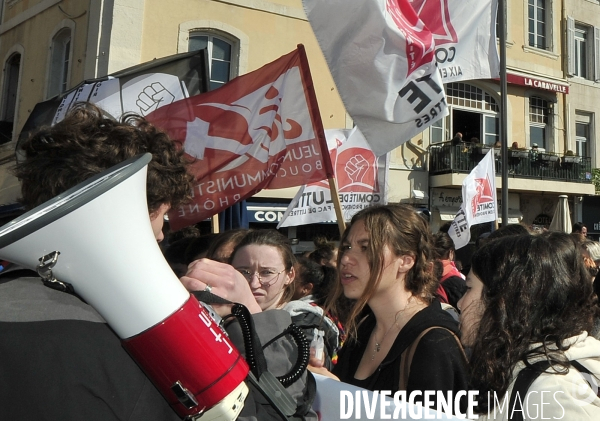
left=309, top=236, right=337, bottom=267
left=14, top=102, right=193, bottom=214
left=432, top=231, right=455, bottom=260
left=326, top=204, right=438, bottom=341
left=468, top=232, right=597, bottom=413
left=295, top=256, right=337, bottom=306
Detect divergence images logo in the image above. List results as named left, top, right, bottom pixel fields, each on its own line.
left=471, top=176, right=494, bottom=215
left=572, top=371, right=600, bottom=407
left=410, top=0, right=458, bottom=45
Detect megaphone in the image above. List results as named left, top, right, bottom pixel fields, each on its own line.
left=0, top=153, right=249, bottom=420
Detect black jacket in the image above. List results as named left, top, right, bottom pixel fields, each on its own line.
left=0, top=274, right=316, bottom=421
left=0, top=274, right=179, bottom=421
left=332, top=300, right=468, bottom=396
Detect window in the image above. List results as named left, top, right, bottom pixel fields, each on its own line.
left=445, top=83, right=499, bottom=145
left=576, top=122, right=589, bottom=158
left=484, top=115, right=499, bottom=145
left=47, top=28, right=72, bottom=98
left=189, top=33, right=235, bottom=91
left=430, top=119, right=444, bottom=144
left=529, top=96, right=550, bottom=149
left=528, top=0, right=549, bottom=50
left=1, top=53, right=21, bottom=143
left=575, top=112, right=593, bottom=158
left=574, top=26, right=588, bottom=78
left=567, top=17, right=600, bottom=81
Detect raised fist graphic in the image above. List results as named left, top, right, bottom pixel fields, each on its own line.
left=345, top=155, right=369, bottom=184
left=136, top=82, right=176, bottom=116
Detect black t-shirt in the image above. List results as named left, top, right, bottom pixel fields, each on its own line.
left=332, top=301, right=468, bottom=396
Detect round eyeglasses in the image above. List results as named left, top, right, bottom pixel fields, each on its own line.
left=236, top=268, right=287, bottom=286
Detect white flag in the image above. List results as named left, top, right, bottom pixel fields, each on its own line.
left=448, top=150, right=497, bottom=249
left=412, top=0, right=499, bottom=83
left=277, top=127, right=388, bottom=228
left=303, top=0, right=448, bottom=157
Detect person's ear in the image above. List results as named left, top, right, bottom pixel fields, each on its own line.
left=285, top=266, right=295, bottom=285
left=304, top=282, right=314, bottom=294
left=396, top=254, right=415, bottom=276
left=149, top=203, right=170, bottom=221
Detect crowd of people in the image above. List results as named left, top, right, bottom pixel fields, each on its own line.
left=1, top=103, right=600, bottom=420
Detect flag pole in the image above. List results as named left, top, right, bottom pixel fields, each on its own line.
left=328, top=177, right=346, bottom=236
left=498, top=0, right=509, bottom=227
left=211, top=214, right=220, bottom=234
left=297, top=43, right=343, bottom=236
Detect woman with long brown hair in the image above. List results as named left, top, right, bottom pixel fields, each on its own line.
left=322, top=204, right=468, bottom=400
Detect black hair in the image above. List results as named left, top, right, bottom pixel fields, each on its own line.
left=468, top=232, right=597, bottom=413
left=295, top=256, right=336, bottom=306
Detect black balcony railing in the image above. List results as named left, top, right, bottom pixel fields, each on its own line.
left=429, top=141, right=593, bottom=183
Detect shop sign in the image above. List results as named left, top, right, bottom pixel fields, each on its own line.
left=506, top=73, right=569, bottom=94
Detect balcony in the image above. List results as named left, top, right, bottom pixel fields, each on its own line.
left=429, top=142, right=592, bottom=184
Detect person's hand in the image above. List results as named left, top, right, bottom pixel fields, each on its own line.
left=180, top=258, right=262, bottom=315
left=308, top=365, right=340, bottom=381
left=309, top=353, right=326, bottom=368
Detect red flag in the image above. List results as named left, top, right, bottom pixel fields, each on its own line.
left=146, top=45, right=332, bottom=230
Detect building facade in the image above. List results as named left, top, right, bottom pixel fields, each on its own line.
left=402, top=0, right=598, bottom=237
left=563, top=0, right=600, bottom=236
left=0, top=0, right=598, bottom=241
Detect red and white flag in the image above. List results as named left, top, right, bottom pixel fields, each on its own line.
left=411, top=0, right=499, bottom=83
left=146, top=45, right=332, bottom=230
left=303, top=0, right=448, bottom=157
left=277, top=127, right=388, bottom=228
left=448, top=150, right=497, bottom=249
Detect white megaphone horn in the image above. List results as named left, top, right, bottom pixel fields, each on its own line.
left=0, top=153, right=249, bottom=420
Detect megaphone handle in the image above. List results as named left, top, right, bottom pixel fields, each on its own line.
left=36, top=251, right=87, bottom=303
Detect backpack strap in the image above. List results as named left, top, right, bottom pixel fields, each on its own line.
left=508, top=361, right=551, bottom=421
left=398, top=326, right=466, bottom=391
left=571, top=360, right=596, bottom=379
left=509, top=360, right=600, bottom=421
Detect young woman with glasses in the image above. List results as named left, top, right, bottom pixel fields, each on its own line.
left=230, top=229, right=296, bottom=311
left=230, top=229, right=340, bottom=368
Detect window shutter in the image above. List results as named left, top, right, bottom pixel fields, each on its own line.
left=595, top=26, right=600, bottom=81
left=548, top=1, right=554, bottom=50
left=567, top=16, right=575, bottom=76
